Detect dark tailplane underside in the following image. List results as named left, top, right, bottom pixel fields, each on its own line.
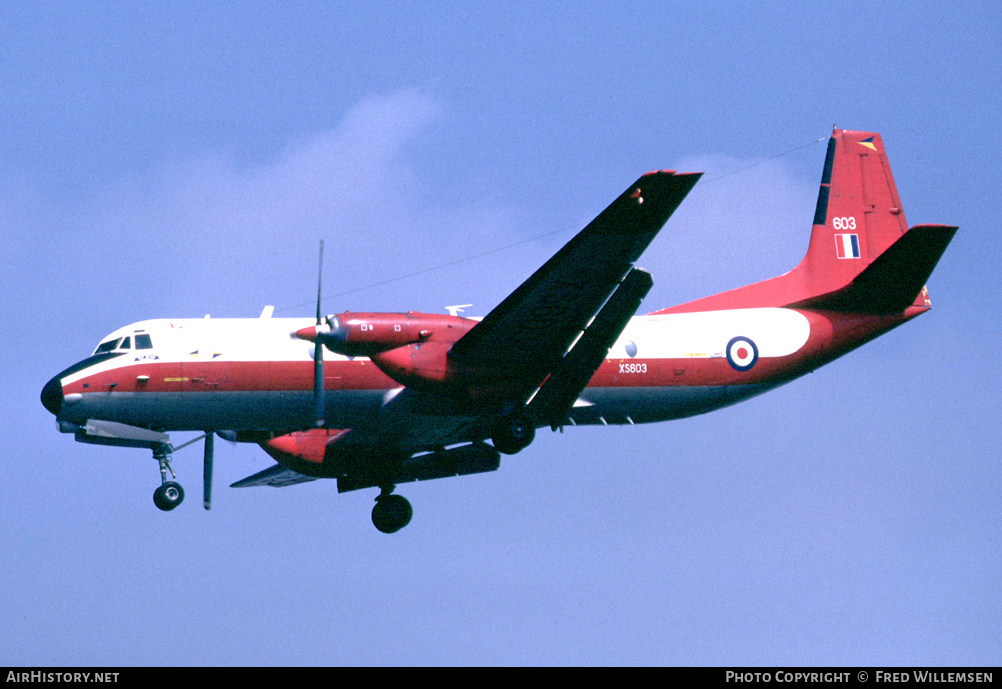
left=789, top=224, right=957, bottom=313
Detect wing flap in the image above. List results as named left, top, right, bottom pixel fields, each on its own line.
left=529, top=267, right=654, bottom=426
left=336, top=442, right=501, bottom=493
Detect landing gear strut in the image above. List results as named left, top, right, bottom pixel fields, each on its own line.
left=372, top=486, right=412, bottom=533
left=152, top=442, right=185, bottom=511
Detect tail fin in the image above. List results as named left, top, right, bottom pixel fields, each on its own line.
left=799, top=129, right=912, bottom=294
left=655, top=128, right=955, bottom=316
left=792, top=128, right=956, bottom=312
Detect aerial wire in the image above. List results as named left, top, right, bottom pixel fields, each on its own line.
left=697, top=136, right=828, bottom=185
left=276, top=135, right=827, bottom=314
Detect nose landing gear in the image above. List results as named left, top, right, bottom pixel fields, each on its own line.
left=154, top=481, right=185, bottom=511
left=152, top=442, right=185, bottom=511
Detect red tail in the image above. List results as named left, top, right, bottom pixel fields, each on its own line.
left=657, top=128, right=956, bottom=314
left=799, top=129, right=910, bottom=296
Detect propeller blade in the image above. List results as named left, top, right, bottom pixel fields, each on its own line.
left=203, top=431, right=214, bottom=510
left=314, top=240, right=325, bottom=427
left=316, top=240, right=324, bottom=324
left=314, top=340, right=325, bottom=426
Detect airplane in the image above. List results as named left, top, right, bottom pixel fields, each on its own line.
left=40, top=128, right=956, bottom=533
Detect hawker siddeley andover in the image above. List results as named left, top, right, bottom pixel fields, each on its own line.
left=41, top=128, right=956, bottom=533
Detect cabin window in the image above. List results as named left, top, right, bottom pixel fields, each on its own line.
left=135, top=334, right=153, bottom=349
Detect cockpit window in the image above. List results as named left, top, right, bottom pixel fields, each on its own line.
left=93, top=335, right=149, bottom=354
left=94, top=338, right=121, bottom=354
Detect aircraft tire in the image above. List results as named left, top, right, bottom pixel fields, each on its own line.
left=153, top=481, right=185, bottom=511
left=372, top=494, right=413, bottom=533
left=491, top=414, right=535, bottom=455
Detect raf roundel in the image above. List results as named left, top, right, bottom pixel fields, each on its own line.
left=726, top=336, right=758, bottom=372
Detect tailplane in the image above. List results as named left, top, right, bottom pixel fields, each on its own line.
left=791, top=223, right=956, bottom=313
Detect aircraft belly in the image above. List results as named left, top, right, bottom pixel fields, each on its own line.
left=568, top=382, right=780, bottom=425
left=65, top=389, right=387, bottom=432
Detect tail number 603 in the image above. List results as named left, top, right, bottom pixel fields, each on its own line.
left=832, top=216, right=857, bottom=230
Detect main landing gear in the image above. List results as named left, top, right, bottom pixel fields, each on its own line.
left=372, top=486, right=412, bottom=534
left=152, top=442, right=185, bottom=511
left=491, top=413, right=535, bottom=455
left=364, top=414, right=534, bottom=533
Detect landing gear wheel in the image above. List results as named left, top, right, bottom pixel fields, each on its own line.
left=153, top=481, right=185, bottom=511
left=491, top=414, right=535, bottom=455
left=372, top=493, right=413, bottom=534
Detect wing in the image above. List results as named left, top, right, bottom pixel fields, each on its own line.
left=448, top=170, right=700, bottom=400
left=235, top=171, right=700, bottom=495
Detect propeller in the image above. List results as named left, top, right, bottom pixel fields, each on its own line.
left=203, top=431, right=214, bottom=510
left=314, top=240, right=326, bottom=427
left=171, top=431, right=218, bottom=510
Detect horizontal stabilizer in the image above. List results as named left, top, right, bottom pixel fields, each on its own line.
left=529, top=267, right=654, bottom=426
left=790, top=225, right=957, bottom=313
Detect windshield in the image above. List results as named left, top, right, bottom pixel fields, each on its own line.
left=94, top=338, right=121, bottom=354
left=93, top=333, right=153, bottom=355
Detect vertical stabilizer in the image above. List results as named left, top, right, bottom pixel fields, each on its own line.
left=655, top=128, right=955, bottom=315
left=797, top=128, right=910, bottom=297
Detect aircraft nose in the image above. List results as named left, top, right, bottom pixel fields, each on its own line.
left=41, top=375, right=63, bottom=416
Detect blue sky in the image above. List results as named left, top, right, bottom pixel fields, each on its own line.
left=2, top=1, right=999, bottom=666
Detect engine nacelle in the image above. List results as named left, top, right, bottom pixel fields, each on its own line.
left=370, top=340, right=456, bottom=392
left=370, top=339, right=523, bottom=401
left=296, top=311, right=475, bottom=358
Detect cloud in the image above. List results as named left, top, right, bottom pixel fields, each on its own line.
left=102, top=89, right=453, bottom=311
left=6, top=90, right=824, bottom=350
left=642, top=154, right=820, bottom=308
left=9, top=89, right=521, bottom=326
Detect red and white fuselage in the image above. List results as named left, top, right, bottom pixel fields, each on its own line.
left=47, top=301, right=927, bottom=432
left=40, top=129, right=956, bottom=527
